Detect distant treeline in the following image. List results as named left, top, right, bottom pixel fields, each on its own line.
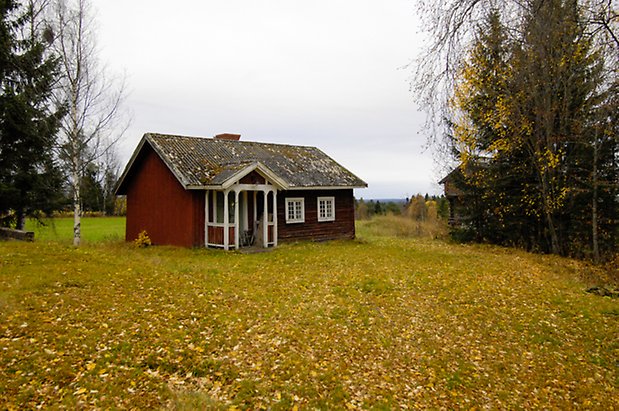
left=355, top=195, right=450, bottom=221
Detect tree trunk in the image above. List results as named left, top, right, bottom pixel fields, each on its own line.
left=72, top=157, right=81, bottom=247
left=545, top=208, right=561, bottom=255
left=15, top=208, right=25, bottom=230
left=539, top=171, right=561, bottom=255
left=73, top=180, right=81, bottom=246
left=592, top=136, right=600, bottom=264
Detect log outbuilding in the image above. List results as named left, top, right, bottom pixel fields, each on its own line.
left=115, top=133, right=367, bottom=249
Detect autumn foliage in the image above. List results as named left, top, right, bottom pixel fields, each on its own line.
left=1, top=227, right=617, bottom=408
left=449, top=2, right=617, bottom=262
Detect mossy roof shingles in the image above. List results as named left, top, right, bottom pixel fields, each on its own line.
left=140, top=133, right=367, bottom=189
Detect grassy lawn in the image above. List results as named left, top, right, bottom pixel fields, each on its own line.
left=24, top=217, right=125, bottom=243
left=0, top=219, right=617, bottom=409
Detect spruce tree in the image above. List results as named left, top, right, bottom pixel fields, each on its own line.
left=452, top=9, right=535, bottom=245
left=506, top=0, right=612, bottom=256
left=0, top=0, right=64, bottom=228
left=450, top=0, right=616, bottom=259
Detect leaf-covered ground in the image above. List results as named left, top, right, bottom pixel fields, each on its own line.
left=1, top=231, right=617, bottom=409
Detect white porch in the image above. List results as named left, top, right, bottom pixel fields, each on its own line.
left=204, top=183, right=278, bottom=250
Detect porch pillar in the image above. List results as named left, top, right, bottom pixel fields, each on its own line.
left=263, top=189, right=268, bottom=248
left=204, top=190, right=209, bottom=247
left=213, top=190, right=218, bottom=223
left=234, top=189, right=240, bottom=250
left=223, top=189, right=229, bottom=251
left=253, top=191, right=257, bottom=232
left=273, top=190, right=278, bottom=247
left=242, top=191, right=249, bottom=232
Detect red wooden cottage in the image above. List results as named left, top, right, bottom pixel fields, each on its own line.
left=115, top=133, right=367, bottom=249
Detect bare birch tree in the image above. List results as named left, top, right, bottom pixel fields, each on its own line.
left=52, top=0, right=128, bottom=246
left=412, top=0, right=618, bottom=146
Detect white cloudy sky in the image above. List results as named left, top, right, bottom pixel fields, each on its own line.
left=94, top=0, right=441, bottom=199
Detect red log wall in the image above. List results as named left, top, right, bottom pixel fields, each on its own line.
left=277, top=189, right=355, bottom=242
left=124, top=145, right=205, bottom=247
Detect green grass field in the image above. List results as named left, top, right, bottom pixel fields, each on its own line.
left=24, top=217, right=125, bottom=243
left=1, top=218, right=617, bottom=409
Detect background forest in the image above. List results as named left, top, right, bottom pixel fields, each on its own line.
left=414, top=0, right=618, bottom=262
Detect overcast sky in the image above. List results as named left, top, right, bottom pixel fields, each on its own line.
left=94, top=0, right=441, bottom=199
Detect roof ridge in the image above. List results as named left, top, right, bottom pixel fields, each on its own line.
left=146, top=132, right=320, bottom=150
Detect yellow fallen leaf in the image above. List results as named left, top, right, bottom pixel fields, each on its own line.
left=86, top=362, right=96, bottom=371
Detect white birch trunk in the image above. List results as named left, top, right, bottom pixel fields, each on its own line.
left=72, top=167, right=81, bottom=247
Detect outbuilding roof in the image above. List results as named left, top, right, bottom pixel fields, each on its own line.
left=116, top=133, right=367, bottom=193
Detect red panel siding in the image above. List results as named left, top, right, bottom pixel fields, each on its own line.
left=124, top=145, right=205, bottom=247
left=277, top=189, right=355, bottom=242
left=207, top=226, right=236, bottom=246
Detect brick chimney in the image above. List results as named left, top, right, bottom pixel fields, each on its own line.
left=214, top=133, right=241, bottom=141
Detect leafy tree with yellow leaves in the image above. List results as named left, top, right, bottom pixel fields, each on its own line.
left=450, top=0, right=617, bottom=260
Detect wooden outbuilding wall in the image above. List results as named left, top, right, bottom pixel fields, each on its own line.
left=123, top=145, right=205, bottom=247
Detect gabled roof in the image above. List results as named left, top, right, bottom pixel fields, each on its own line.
left=116, top=133, right=367, bottom=194
left=438, top=166, right=462, bottom=185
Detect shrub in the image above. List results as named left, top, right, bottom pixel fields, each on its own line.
left=134, top=230, right=152, bottom=247
left=450, top=225, right=477, bottom=243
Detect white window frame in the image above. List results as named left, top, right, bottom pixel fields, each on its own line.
left=317, top=196, right=335, bottom=222
left=285, top=197, right=305, bottom=223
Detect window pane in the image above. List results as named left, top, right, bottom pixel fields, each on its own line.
left=286, top=198, right=304, bottom=223
left=317, top=197, right=334, bottom=222
left=288, top=202, right=295, bottom=220
left=295, top=202, right=302, bottom=219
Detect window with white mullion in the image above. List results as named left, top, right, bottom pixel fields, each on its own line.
left=285, top=197, right=305, bottom=223
left=317, top=196, right=335, bottom=222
